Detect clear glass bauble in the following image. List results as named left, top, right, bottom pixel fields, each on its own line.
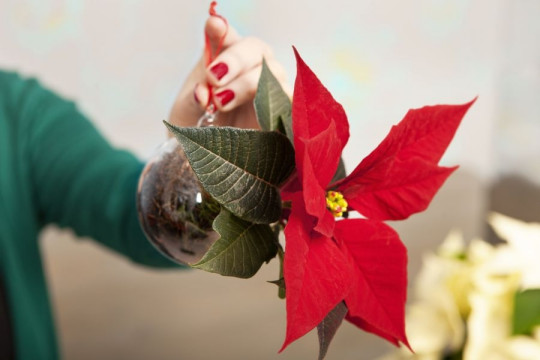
left=136, top=138, right=220, bottom=265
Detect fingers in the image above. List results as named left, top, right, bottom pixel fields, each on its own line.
left=204, top=16, right=241, bottom=58
left=196, top=58, right=288, bottom=112
left=193, top=82, right=210, bottom=109
left=193, top=18, right=290, bottom=118
left=172, top=16, right=290, bottom=129
left=194, top=35, right=288, bottom=110
left=206, top=36, right=273, bottom=87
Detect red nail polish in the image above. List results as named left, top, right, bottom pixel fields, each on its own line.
left=210, top=62, right=228, bottom=81
left=215, top=89, right=235, bottom=107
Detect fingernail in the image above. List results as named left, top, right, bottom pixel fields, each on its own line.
left=210, top=62, right=228, bottom=81
left=215, top=89, right=235, bottom=107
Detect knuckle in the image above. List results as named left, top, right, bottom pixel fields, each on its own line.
left=245, top=36, right=273, bottom=57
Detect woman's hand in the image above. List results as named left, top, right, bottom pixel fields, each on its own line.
left=169, top=16, right=289, bottom=129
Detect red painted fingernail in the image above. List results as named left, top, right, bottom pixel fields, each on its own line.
left=215, top=89, right=235, bottom=107
left=210, top=62, right=228, bottom=80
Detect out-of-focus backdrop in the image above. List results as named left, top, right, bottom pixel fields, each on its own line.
left=1, top=1, right=539, bottom=359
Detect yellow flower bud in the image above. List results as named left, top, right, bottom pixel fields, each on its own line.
left=326, top=191, right=348, bottom=218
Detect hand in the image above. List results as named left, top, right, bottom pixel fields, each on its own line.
left=169, top=16, right=289, bottom=129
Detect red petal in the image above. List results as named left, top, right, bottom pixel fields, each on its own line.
left=336, top=99, right=475, bottom=220
left=343, top=159, right=457, bottom=220
left=292, top=47, right=349, bottom=188
left=345, top=315, right=402, bottom=347
left=334, top=219, right=410, bottom=349
left=281, top=171, right=301, bottom=201
left=280, top=198, right=353, bottom=352
left=297, top=123, right=340, bottom=237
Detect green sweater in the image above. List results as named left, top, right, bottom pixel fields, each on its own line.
left=0, top=71, right=179, bottom=359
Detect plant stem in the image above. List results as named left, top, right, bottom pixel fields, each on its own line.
left=277, top=246, right=285, bottom=299
left=272, top=223, right=286, bottom=299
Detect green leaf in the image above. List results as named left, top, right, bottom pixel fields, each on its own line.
left=317, top=301, right=348, bottom=360
left=512, top=289, right=540, bottom=335
left=331, top=157, right=347, bottom=184
left=164, top=123, right=295, bottom=224
left=254, top=58, right=293, bottom=143
left=268, top=277, right=286, bottom=299
left=192, top=208, right=277, bottom=278
left=268, top=277, right=285, bottom=288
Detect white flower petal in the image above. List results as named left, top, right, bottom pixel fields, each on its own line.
left=488, top=212, right=540, bottom=289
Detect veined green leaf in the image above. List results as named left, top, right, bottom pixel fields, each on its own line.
left=164, top=122, right=295, bottom=224
left=254, top=59, right=293, bottom=143
left=317, top=301, right=348, bottom=360
left=193, top=208, right=277, bottom=278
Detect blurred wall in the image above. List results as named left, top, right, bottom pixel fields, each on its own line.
left=1, top=1, right=538, bottom=359
left=1, top=0, right=506, bottom=176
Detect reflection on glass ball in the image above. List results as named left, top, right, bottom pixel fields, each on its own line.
left=137, top=138, right=220, bottom=265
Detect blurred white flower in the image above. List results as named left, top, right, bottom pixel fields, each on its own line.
left=415, top=231, right=472, bottom=319
left=479, top=335, right=540, bottom=360
left=488, top=213, right=540, bottom=289
left=464, top=271, right=520, bottom=360
left=379, top=214, right=540, bottom=360
left=376, top=232, right=468, bottom=360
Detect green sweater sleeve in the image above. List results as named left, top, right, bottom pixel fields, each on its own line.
left=18, top=76, right=179, bottom=267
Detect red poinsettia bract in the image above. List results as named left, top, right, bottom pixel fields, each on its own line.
left=280, top=47, right=475, bottom=352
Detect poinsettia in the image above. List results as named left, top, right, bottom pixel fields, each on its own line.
left=157, top=4, right=476, bottom=357
left=279, top=47, right=475, bottom=353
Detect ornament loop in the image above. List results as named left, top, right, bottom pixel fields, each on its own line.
left=196, top=104, right=217, bottom=128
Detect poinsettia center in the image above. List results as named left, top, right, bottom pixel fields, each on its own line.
left=326, top=191, right=348, bottom=218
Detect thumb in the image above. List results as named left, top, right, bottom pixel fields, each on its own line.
left=204, top=16, right=241, bottom=56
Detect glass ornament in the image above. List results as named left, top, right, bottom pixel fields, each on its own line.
left=136, top=110, right=221, bottom=265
